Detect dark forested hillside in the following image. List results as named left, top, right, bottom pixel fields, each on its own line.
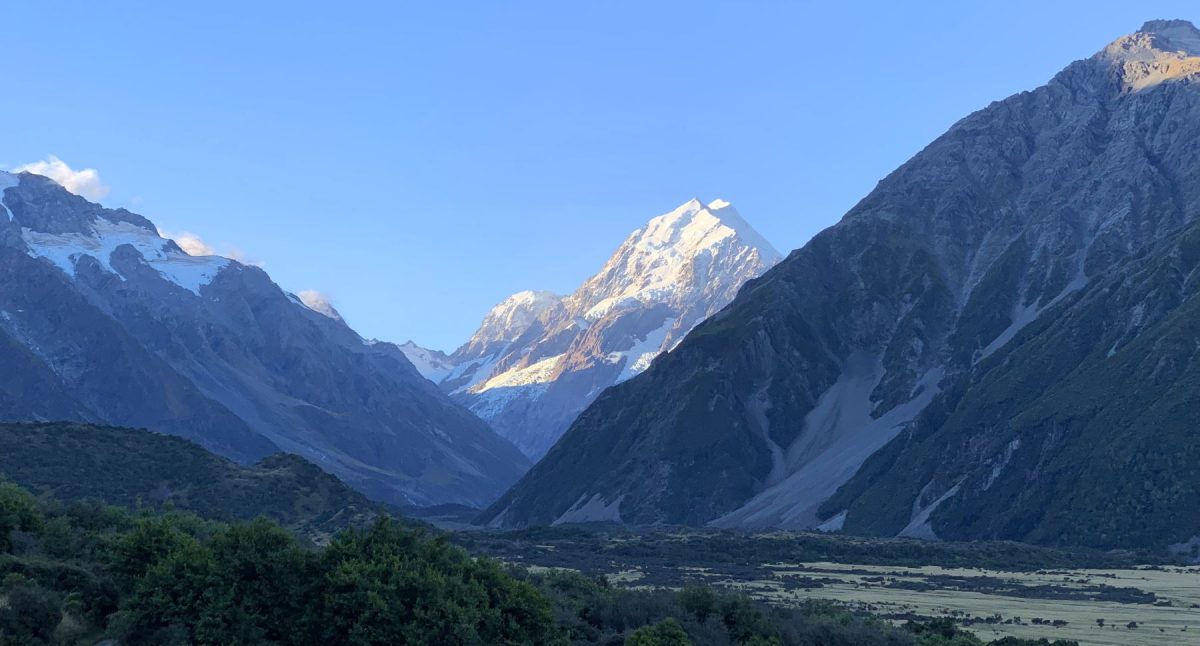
left=0, top=422, right=382, bottom=544
left=0, top=479, right=1076, bottom=645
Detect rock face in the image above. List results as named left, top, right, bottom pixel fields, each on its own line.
left=404, top=199, right=782, bottom=458
left=0, top=172, right=528, bottom=508
left=479, top=20, right=1200, bottom=550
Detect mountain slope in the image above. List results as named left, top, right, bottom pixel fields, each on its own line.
left=0, top=421, right=383, bottom=543
left=821, top=213, right=1200, bottom=551
left=480, top=20, right=1200, bottom=550
left=410, top=199, right=781, bottom=458
left=0, top=172, right=528, bottom=508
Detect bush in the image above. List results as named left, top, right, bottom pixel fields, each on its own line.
left=627, top=618, right=692, bottom=645
left=0, top=483, right=42, bottom=552
left=0, top=582, right=62, bottom=644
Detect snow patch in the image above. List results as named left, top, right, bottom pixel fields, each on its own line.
left=21, top=219, right=228, bottom=294
left=610, top=319, right=674, bottom=382
left=475, top=353, right=563, bottom=391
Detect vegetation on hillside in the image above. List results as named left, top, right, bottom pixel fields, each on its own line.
left=0, top=479, right=1083, bottom=645
left=0, top=422, right=385, bottom=544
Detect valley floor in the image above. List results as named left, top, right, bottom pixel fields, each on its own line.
left=717, top=562, right=1200, bottom=646
left=459, top=527, right=1199, bottom=645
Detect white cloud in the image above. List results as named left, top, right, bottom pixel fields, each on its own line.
left=158, top=229, right=263, bottom=267
left=170, top=232, right=217, bottom=257
left=297, top=290, right=342, bottom=321
left=13, top=155, right=110, bottom=201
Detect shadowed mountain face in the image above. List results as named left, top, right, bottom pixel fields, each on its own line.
left=403, top=199, right=781, bottom=459
left=0, top=173, right=528, bottom=508
left=479, top=20, right=1200, bottom=551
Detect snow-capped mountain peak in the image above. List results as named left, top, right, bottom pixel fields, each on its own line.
left=417, top=197, right=782, bottom=458
left=573, top=197, right=781, bottom=322
left=398, top=340, right=458, bottom=382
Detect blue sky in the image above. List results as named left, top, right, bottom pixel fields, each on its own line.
left=3, top=1, right=1195, bottom=351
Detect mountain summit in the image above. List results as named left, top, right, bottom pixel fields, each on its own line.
left=480, top=20, right=1200, bottom=551
left=404, top=198, right=780, bottom=458
left=1098, top=19, right=1200, bottom=91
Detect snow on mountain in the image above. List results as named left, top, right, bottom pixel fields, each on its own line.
left=398, top=340, right=458, bottom=382
left=453, top=290, right=564, bottom=364
left=418, top=198, right=781, bottom=458
left=21, top=218, right=230, bottom=295
left=481, top=20, right=1200, bottom=546
left=0, top=170, right=528, bottom=508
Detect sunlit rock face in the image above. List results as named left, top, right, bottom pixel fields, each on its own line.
left=403, top=198, right=781, bottom=459
left=481, top=20, right=1200, bottom=551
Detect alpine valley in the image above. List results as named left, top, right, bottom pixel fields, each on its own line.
left=480, top=20, right=1200, bottom=554
left=13, top=11, right=1200, bottom=646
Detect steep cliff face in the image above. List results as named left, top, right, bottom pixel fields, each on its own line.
left=0, top=172, right=528, bottom=508
left=404, top=199, right=781, bottom=458
left=479, top=21, right=1200, bottom=550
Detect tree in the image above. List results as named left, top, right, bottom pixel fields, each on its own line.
left=626, top=618, right=692, bottom=645
left=310, top=517, right=563, bottom=645
left=0, top=583, right=62, bottom=644
left=0, top=482, right=43, bottom=552
left=114, top=519, right=318, bottom=645
left=678, top=586, right=717, bottom=623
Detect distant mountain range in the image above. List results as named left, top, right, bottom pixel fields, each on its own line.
left=0, top=172, right=527, bottom=508
left=480, top=20, right=1200, bottom=553
left=402, top=198, right=781, bottom=458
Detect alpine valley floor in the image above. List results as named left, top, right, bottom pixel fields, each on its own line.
left=460, top=526, right=1200, bottom=645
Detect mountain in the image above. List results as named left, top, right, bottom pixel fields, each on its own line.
left=405, top=199, right=782, bottom=458
left=397, top=340, right=458, bottom=382
left=479, top=20, right=1200, bottom=552
left=0, top=172, right=528, bottom=508
left=0, top=421, right=386, bottom=544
